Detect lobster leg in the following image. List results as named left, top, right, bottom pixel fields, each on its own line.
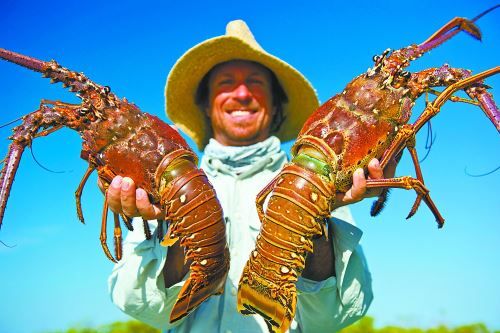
left=75, top=165, right=95, bottom=224
left=120, top=214, right=134, bottom=231
left=100, top=195, right=118, bottom=263
left=0, top=102, right=82, bottom=227
left=142, top=218, right=152, bottom=240
left=378, top=66, right=499, bottom=172
left=411, top=67, right=500, bottom=135
left=370, top=150, right=403, bottom=217
left=93, top=161, right=134, bottom=233
left=385, top=132, right=428, bottom=220
left=96, top=167, right=127, bottom=262
left=404, top=144, right=426, bottom=219
left=366, top=175, right=444, bottom=225
left=157, top=219, right=165, bottom=243
left=0, top=142, right=25, bottom=228
left=372, top=67, right=500, bottom=224
left=465, top=85, right=500, bottom=133
left=113, top=212, right=123, bottom=261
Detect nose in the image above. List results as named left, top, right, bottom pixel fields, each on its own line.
left=233, top=84, right=252, bottom=103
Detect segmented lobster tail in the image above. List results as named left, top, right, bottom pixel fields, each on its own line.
left=0, top=142, right=25, bottom=228
left=237, top=158, right=334, bottom=333
left=156, top=150, right=230, bottom=323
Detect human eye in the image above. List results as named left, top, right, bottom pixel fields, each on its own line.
left=220, top=79, right=233, bottom=85
left=213, top=73, right=233, bottom=85
left=247, top=76, right=265, bottom=85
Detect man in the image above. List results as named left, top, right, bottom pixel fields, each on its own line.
left=107, top=20, right=389, bottom=332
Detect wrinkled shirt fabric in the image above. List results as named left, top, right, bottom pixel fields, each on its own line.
left=109, top=136, right=373, bottom=333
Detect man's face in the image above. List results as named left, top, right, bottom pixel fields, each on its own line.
left=206, top=60, right=275, bottom=146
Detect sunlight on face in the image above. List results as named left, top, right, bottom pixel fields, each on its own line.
left=206, top=60, right=275, bottom=146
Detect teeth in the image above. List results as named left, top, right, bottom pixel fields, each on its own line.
left=230, top=110, right=252, bottom=116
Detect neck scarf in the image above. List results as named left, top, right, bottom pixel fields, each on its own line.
left=200, top=136, right=287, bottom=179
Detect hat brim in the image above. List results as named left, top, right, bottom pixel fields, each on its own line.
left=165, top=34, right=319, bottom=150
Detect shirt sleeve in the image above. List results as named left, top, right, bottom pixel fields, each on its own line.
left=107, top=218, right=188, bottom=330
left=294, top=207, right=374, bottom=332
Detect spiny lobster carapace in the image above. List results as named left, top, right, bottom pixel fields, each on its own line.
left=0, top=48, right=229, bottom=322
left=237, top=7, right=500, bottom=333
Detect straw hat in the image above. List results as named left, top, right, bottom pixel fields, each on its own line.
left=165, top=19, right=319, bottom=150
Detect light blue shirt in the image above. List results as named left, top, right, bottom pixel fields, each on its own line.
left=108, top=136, right=373, bottom=332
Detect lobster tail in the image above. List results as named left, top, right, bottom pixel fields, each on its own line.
left=0, top=142, right=26, bottom=228
left=238, top=160, right=334, bottom=333
left=157, top=151, right=230, bottom=322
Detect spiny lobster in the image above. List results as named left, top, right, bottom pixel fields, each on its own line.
left=237, top=7, right=500, bottom=333
left=0, top=48, right=230, bottom=322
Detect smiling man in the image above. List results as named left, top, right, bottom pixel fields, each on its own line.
left=205, top=60, right=276, bottom=146
left=107, top=20, right=386, bottom=332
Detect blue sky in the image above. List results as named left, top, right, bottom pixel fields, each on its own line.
left=0, top=1, right=499, bottom=332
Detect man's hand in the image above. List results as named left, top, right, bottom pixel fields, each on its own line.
left=99, top=156, right=396, bottom=220
left=335, top=157, right=397, bottom=207
left=98, top=176, right=164, bottom=220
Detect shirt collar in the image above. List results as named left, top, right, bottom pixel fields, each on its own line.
left=200, top=136, right=287, bottom=179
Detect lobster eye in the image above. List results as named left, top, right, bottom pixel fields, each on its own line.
left=372, top=55, right=380, bottom=63
left=102, top=86, right=111, bottom=94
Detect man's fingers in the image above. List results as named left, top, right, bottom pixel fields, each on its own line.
left=120, top=177, right=139, bottom=217
left=105, top=176, right=163, bottom=219
left=136, top=188, right=164, bottom=220
left=341, top=168, right=366, bottom=203
left=106, top=176, right=123, bottom=214
left=351, top=168, right=367, bottom=200
left=367, top=158, right=383, bottom=180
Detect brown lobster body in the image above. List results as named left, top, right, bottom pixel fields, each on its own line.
left=0, top=49, right=229, bottom=323
left=296, top=71, right=411, bottom=191
left=82, top=103, right=180, bottom=199
left=238, top=8, right=500, bottom=333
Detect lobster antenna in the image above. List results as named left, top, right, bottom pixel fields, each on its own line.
left=471, top=4, right=500, bottom=22
left=464, top=165, right=500, bottom=177
left=0, top=48, right=116, bottom=115
left=0, top=48, right=45, bottom=72
left=419, top=121, right=437, bottom=163
left=29, top=145, right=67, bottom=174
left=418, top=4, right=500, bottom=54
left=0, top=239, right=16, bottom=248
left=0, top=116, right=23, bottom=129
